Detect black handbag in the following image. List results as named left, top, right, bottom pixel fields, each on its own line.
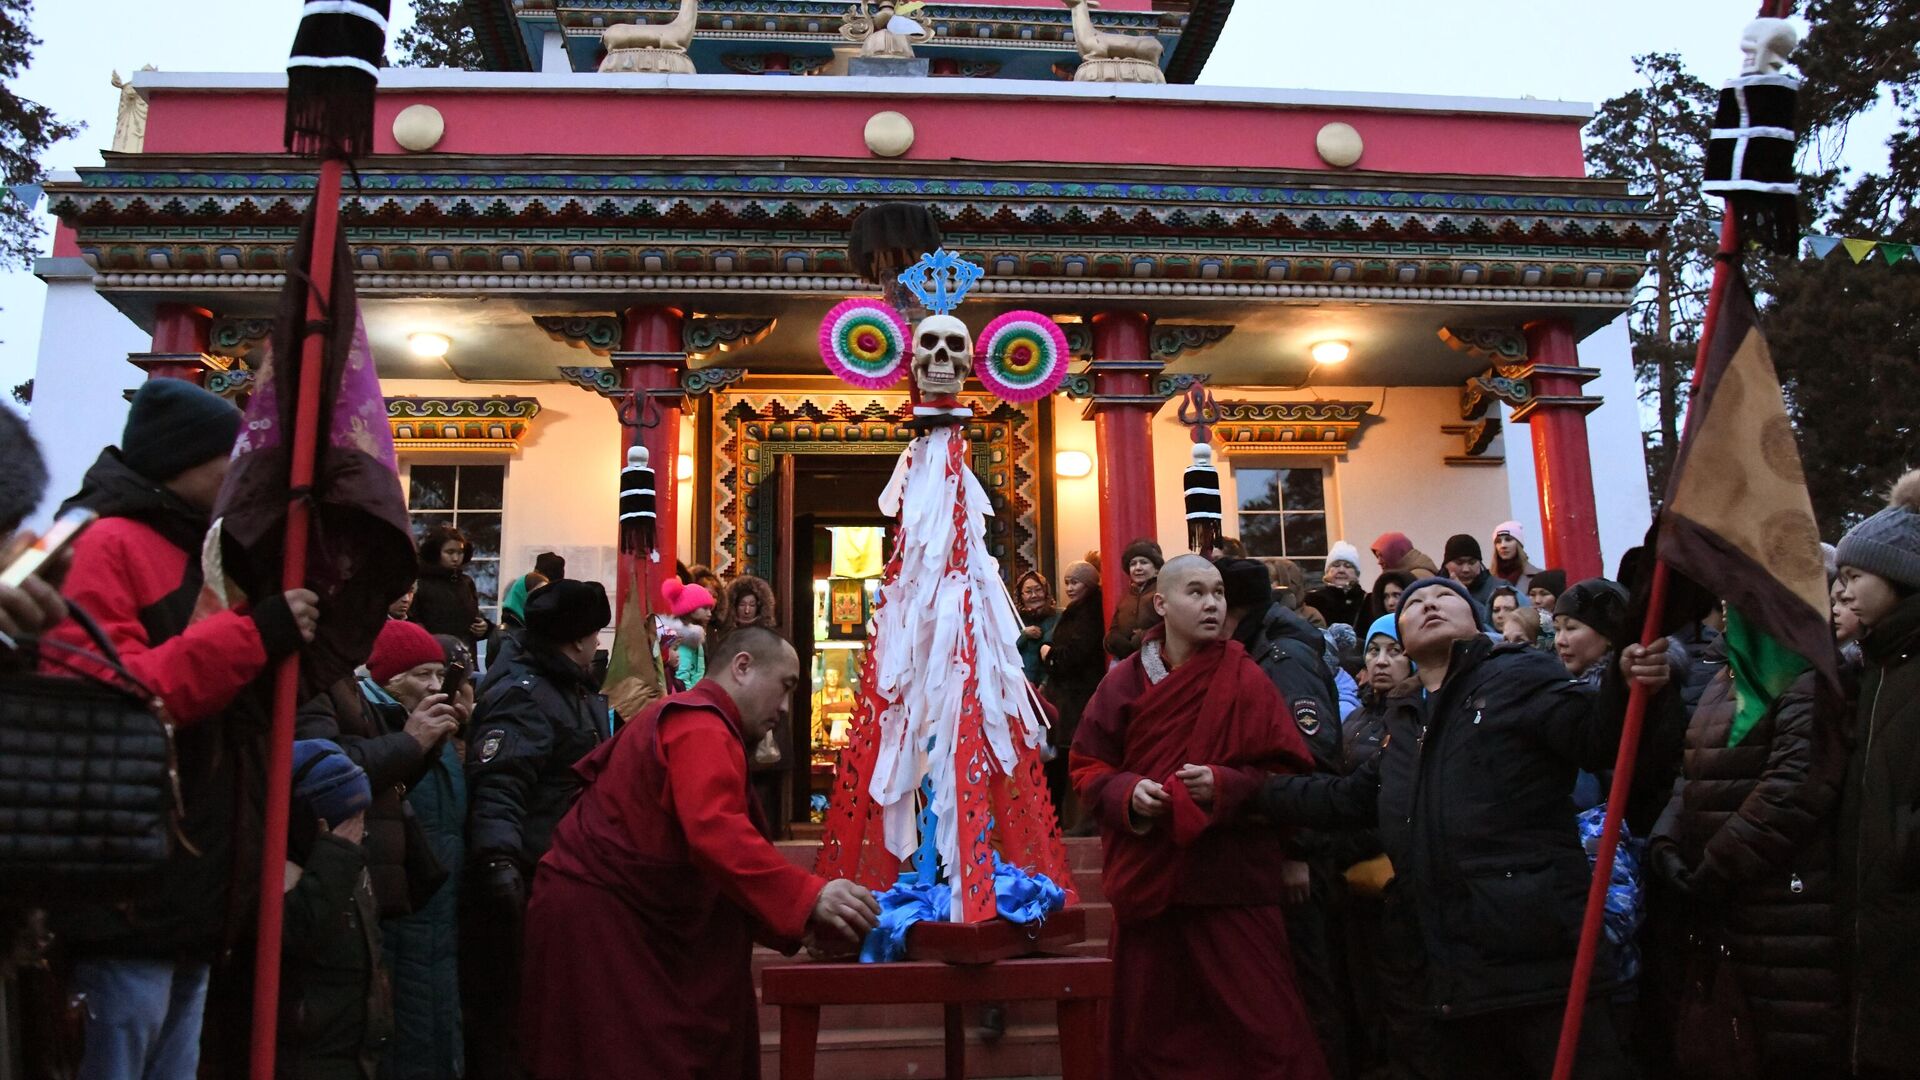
left=0, top=602, right=183, bottom=904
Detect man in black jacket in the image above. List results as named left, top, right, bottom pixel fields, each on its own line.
left=1258, top=575, right=1674, bottom=1079
left=460, top=578, right=611, bottom=1080
left=1217, top=557, right=1349, bottom=1076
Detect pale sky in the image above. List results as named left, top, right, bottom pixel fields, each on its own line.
left=0, top=1, right=1894, bottom=396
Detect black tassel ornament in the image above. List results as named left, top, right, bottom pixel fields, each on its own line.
left=1704, top=72, right=1800, bottom=256
left=620, top=445, right=659, bottom=561
left=1178, top=386, right=1222, bottom=555
left=285, top=0, right=391, bottom=158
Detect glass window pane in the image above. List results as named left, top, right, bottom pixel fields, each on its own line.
left=458, top=465, right=504, bottom=510
left=468, top=560, right=500, bottom=606
left=461, top=513, right=502, bottom=562
left=1235, top=469, right=1282, bottom=513
left=1284, top=514, right=1328, bottom=557
left=1240, top=513, right=1285, bottom=557
left=1281, top=468, right=1325, bottom=511
left=410, top=465, right=455, bottom=510
left=410, top=512, right=452, bottom=544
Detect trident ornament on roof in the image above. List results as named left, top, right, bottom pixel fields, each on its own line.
left=898, top=248, right=983, bottom=316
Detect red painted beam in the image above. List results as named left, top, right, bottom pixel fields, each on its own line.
left=1523, top=318, right=1603, bottom=582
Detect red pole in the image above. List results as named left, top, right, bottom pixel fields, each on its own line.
left=1547, top=202, right=1749, bottom=1080
left=250, top=155, right=344, bottom=1080
left=1089, top=310, right=1157, bottom=627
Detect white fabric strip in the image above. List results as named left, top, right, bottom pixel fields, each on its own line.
left=302, top=0, right=389, bottom=32
left=287, top=54, right=380, bottom=77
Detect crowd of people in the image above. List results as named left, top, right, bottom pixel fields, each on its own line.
left=2, top=380, right=1917, bottom=1080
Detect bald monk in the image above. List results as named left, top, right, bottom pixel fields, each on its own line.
left=1071, top=555, right=1330, bottom=1080
left=520, top=626, right=880, bottom=1079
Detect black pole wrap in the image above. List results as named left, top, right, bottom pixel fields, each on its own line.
left=285, top=0, right=391, bottom=158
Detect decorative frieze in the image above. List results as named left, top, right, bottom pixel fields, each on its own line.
left=1210, top=400, right=1372, bottom=455
left=388, top=396, right=542, bottom=452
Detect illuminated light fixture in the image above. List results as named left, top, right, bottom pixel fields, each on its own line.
left=1310, top=339, right=1351, bottom=365
left=1054, top=449, right=1094, bottom=479
left=408, top=332, right=451, bottom=358
left=676, top=455, right=694, bottom=482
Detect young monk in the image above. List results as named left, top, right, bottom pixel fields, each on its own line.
left=1070, top=554, right=1330, bottom=1079
left=519, top=625, right=880, bottom=1078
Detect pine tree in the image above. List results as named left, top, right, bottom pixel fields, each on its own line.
left=393, top=0, right=486, bottom=70
left=0, top=0, right=78, bottom=269
left=1584, top=53, right=1719, bottom=500
left=1762, top=0, right=1919, bottom=533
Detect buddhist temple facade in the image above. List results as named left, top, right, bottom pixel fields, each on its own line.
left=27, top=0, right=1658, bottom=833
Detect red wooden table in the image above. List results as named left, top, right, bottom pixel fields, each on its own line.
left=760, top=954, right=1112, bottom=1080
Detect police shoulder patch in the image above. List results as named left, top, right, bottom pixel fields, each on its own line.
left=478, top=731, right=505, bottom=763
left=1291, top=698, right=1323, bottom=736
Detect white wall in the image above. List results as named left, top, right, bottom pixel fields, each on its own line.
left=382, top=377, right=698, bottom=625
left=23, top=261, right=148, bottom=530
left=1050, top=386, right=1530, bottom=584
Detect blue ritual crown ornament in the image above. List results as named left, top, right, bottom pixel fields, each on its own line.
left=897, top=248, right=984, bottom=316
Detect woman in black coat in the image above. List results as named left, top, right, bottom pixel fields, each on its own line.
left=410, top=525, right=490, bottom=659
left=1643, top=651, right=1845, bottom=1077
left=1042, top=562, right=1104, bottom=832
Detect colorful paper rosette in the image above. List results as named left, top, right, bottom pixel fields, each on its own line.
left=974, top=311, right=1069, bottom=402
left=819, top=298, right=911, bottom=389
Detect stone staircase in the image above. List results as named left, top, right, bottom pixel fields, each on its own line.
left=754, top=836, right=1108, bottom=1079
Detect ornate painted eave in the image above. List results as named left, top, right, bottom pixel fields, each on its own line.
left=389, top=396, right=543, bottom=452
left=534, top=312, right=776, bottom=360
left=49, top=162, right=1659, bottom=303
left=1210, top=400, right=1373, bottom=456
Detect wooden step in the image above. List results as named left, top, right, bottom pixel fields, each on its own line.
left=756, top=1022, right=1066, bottom=1080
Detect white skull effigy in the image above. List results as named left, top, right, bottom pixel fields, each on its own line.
left=912, top=313, right=973, bottom=398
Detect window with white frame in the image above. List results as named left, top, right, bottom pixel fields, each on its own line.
left=1233, top=464, right=1331, bottom=577
left=407, top=463, right=506, bottom=624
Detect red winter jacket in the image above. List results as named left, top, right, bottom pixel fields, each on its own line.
left=46, top=449, right=298, bottom=724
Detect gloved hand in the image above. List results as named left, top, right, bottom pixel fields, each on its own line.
left=1649, top=840, right=1692, bottom=897
left=478, top=856, right=526, bottom=912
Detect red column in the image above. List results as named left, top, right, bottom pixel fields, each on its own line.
left=616, top=305, right=685, bottom=614
left=138, top=303, right=214, bottom=382
left=1088, top=311, right=1159, bottom=625
left=1522, top=318, right=1603, bottom=582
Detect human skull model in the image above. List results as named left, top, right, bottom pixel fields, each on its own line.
left=913, top=314, right=973, bottom=397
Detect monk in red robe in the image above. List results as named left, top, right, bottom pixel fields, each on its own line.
left=1071, top=555, right=1330, bottom=1080
left=520, top=625, right=880, bottom=1079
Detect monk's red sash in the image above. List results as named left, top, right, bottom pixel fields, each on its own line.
left=1104, top=637, right=1312, bottom=919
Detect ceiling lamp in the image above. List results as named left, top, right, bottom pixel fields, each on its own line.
left=1310, top=339, right=1351, bottom=365
left=408, top=332, right=452, bottom=358
left=1054, top=449, right=1094, bottom=479
left=676, top=455, right=694, bottom=482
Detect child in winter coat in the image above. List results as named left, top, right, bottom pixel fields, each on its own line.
left=657, top=579, right=716, bottom=693
left=281, top=740, right=393, bottom=1080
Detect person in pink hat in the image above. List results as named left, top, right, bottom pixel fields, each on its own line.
left=1490, top=520, right=1542, bottom=593
left=659, top=578, right=717, bottom=693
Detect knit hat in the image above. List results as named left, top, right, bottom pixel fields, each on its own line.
left=1365, top=613, right=1399, bottom=644
left=292, top=740, right=372, bottom=827
left=1121, top=538, right=1165, bottom=572
left=0, top=404, right=46, bottom=534
left=534, top=551, right=566, bottom=581
left=1394, top=575, right=1479, bottom=637
left=121, top=378, right=242, bottom=483
left=1836, top=471, right=1920, bottom=591
left=1554, top=578, right=1631, bottom=643
left=660, top=578, right=716, bottom=619
left=368, top=619, right=445, bottom=685
left=1372, top=532, right=1413, bottom=570
left=1215, top=557, right=1275, bottom=612
left=525, top=579, right=612, bottom=643
left=1327, top=540, right=1362, bottom=571
left=1530, top=569, right=1567, bottom=600
left=1492, top=520, right=1525, bottom=545
left=1443, top=533, right=1483, bottom=565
